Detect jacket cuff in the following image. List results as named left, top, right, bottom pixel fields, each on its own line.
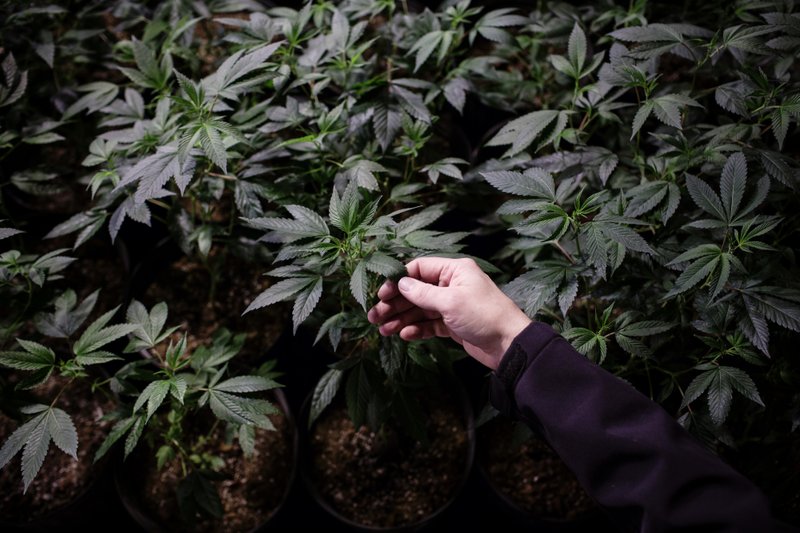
left=489, top=321, right=559, bottom=420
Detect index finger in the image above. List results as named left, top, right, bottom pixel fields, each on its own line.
left=405, top=257, right=460, bottom=286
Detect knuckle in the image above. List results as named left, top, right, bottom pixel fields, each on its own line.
left=458, top=257, right=479, bottom=272
left=458, top=257, right=477, bottom=268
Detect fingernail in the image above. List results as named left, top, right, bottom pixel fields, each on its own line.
left=398, top=277, right=413, bottom=292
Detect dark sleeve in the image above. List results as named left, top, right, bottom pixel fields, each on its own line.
left=489, top=322, right=790, bottom=533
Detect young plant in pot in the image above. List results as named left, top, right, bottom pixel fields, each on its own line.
left=243, top=182, right=479, bottom=529
left=465, top=0, right=800, bottom=524
left=100, top=299, right=296, bottom=532
left=0, top=257, right=139, bottom=529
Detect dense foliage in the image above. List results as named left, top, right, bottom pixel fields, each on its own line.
left=1, top=0, right=799, bottom=524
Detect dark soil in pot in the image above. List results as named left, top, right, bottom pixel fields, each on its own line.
left=0, top=375, right=115, bottom=525
left=139, top=249, right=286, bottom=369
left=117, top=390, right=297, bottom=533
left=304, top=387, right=475, bottom=530
left=477, top=416, right=597, bottom=524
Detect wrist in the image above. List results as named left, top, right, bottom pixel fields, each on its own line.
left=497, top=313, right=532, bottom=362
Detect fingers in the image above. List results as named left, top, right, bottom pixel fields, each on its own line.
left=377, top=279, right=399, bottom=301
left=396, top=277, right=450, bottom=313
left=399, top=319, right=450, bottom=341
left=367, top=296, right=415, bottom=325
left=377, top=307, right=441, bottom=336
left=406, top=257, right=457, bottom=285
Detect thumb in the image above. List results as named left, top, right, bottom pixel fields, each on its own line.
left=397, top=277, right=448, bottom=312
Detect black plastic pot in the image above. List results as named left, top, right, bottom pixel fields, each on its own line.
left=475, top=420, right=611, bottom=532
left=299, top=379, right=476, bottom=532
left=114, top=389, right=298, bottom=533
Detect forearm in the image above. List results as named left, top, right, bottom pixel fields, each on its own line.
left=490, top=322, right=780, bottom=532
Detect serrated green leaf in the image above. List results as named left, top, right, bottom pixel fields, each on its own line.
left=379, top=337, right=404, bottom=379
left=685, top=174, right=726, bottom=221
left=568, top=22, right=587, bottom=73
left=15, top=367, right=54, bottom=390
left=309, top=369, right=344, bottom=427
left=72, top=306, right=136, bottom=356
left=171, top=375, right=187, bottom=403
left=0, top=343, right=54, bottom=370
left=345, top=364, right=370, bottom=428
left=364, top=253, right=405, bottom=278
left=0, top=412, right=38, bottom=471
left=482, top=168, right=556, bottom=199
left=244, top=277, right=316, bottom=314
left=133, top=380, right=171, bottom=421
left=740, top=296, right=770, bottom=356
left=239, top=425, right=256, bottom=457
left=665, top=253, right=720, bottom=298
left=75, top=351, right=122, bottom=366
left=35, top=290, right=99, bottom=338
left=707, top=369, right=733, bottom=425
left=631, top=101, right=655, bottom=139
left=619, top=321, right=674, bottom=337
left=94, top=417, right=136, bottom=462
left=681, top=369, right=715, bottom=408
left=615, top=333, right=651, bottom=357
left=720, top=152, right=747, bottom=220
left=47, top=408, right=77, bottom=459
left=124, top=415, right=146, bottom=458
left=213, top=375, right=280, bottom=393
left=350, top=261, right=369, bottom=310
left=292, top=277, right=323, bottom=332
left=208, top=390, right=273, bottom=428
left=21, top=411, right=50, bottom=491
left=487, top=110, right=561, bottom=156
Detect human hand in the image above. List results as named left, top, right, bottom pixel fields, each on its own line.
left=366, top=257, right=532, bottom=370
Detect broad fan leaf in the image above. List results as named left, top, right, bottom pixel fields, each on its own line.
left=72, top=308, right=139, bottom=357
left=610, top=23, right=713, bottom=61
left=0, top=406, right=78, bottom=492
left=682, top=366, right=763, bottom=425
left=114, top=145, right=197, bottom=204
left=470, top=8, right=528, bottom=45
left=244, top=277, right=318, bottom=314
left=34, top=290, right=98, bottom=338
left=487, top=110, right=569, bottom=156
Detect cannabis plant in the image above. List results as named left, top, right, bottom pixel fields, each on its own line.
left=95, top=300, right=283, bottom=522
left=0, top=223, right=76, bottom=346
left=0, top=289, right=138, bottom=491
left=0, top=2, right=117, bottom=203
left=244, top=183, right=473, bottom=438
left=223, top=0, right=537, bottom=436
left=51, top=0, right=532, bottom=252
left=466, top=1, right=800, bottom=444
